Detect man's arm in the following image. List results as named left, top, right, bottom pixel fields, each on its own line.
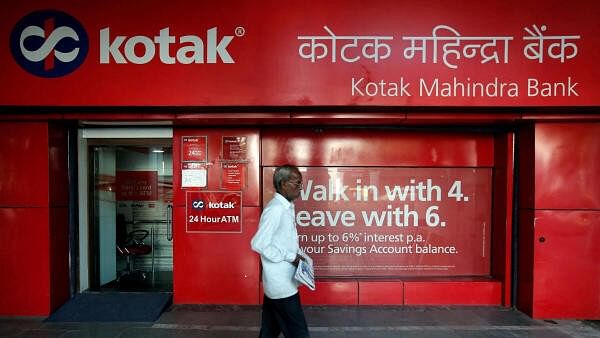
left=251, top=207, right=298, bottom=263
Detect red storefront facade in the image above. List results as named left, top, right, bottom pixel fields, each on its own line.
left=0, top=0, right=598, bottom=319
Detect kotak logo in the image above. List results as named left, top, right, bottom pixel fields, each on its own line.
left=100, top=27, right=237, bottom=64
left=10, top=10, right=89, bottom=77
left=10, top=10, right=242, bottom=77
left=192, top=200, right=205, bottom=209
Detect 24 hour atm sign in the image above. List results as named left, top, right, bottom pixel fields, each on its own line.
left=186, top=191, right=242, bottom=233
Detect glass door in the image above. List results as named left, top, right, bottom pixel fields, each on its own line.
left=90, top=142, right=173, bottom=292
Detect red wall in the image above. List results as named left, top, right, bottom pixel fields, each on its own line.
left=262, top=129, right=495, bottom=166
left=491, top=133, right=514, bottom=306
left=172, top=128, right=261, bottom=304
left=48, top=124, right=70, bottom=312
left=518, top=122, right=600, bottom=319
left=0, top=122, right=69, bottom=316
left=262, top=128, right=504, bottom=305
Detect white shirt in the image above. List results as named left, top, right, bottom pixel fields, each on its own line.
left=251, top=193, right=300, bottom=299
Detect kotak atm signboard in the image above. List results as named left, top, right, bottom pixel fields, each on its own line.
left=1, top=0, right=599, bottom=106
left=186, top=191, right=242, bottom=233
left=263, top=167, right=492, bottom=277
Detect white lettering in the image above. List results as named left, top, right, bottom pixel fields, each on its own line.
left=155, top=28, right=175, bottom=64
left=300, top=179, right=350, bottom=201
left=100, top=28, right=126, bottom=63
left=99, top=26, right=235, bottom=64
left=420, top=77, right=519, bottom=97
left=361, top=205, right=418, bottom=227
left=177, top=35, right=204, bottom=63
left=296, top=210, right=356, bottom=227
left=125, top=35, right=155, bottom=64
left=352, top=77, right=364, bottom=96
left=208, top=201, right=236, bottom=209
left=528, top=77, right=579, bottom=97
left=351, top=77, right=412, bottom=97
left=198, top=215, right=239, bottom=223
left=207, top=27, right=234, bottom=63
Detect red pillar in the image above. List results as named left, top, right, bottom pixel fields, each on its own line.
left=518, top=122, right=600, bottom=319
left=0, top=121, right=69, bottom=316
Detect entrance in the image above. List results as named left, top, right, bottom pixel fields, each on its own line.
left=88, top=139, right=173, bottom=292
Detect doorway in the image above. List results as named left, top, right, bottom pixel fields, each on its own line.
left=86, top=137, right=173, bottom=292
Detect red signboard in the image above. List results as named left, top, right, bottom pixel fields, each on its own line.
left=263, top=167, right=492, bottom=277
left=186, top=191, right=242, bottom=233
left=221, top=163, right=246, bottom=191
left=1, top=0, right=598, bottom=106
left=222, top=136, right=247, bottom=161
left=182, top=136, right=207, bottom=163
left=115, top=171, right=158, bottom=201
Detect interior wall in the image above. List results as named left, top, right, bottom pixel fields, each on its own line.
left=115, top=147, right=174, bottom=272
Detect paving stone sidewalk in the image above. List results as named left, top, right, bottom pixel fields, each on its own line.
left=1, top=305, right=599, bottom=338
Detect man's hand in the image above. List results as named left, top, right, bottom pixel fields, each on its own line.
left=292, top=254, right=305, bottom=267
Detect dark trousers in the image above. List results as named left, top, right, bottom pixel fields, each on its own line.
left=259, top=293, right=310, bottom=338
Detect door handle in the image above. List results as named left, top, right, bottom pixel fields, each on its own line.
left=167, top=204, right=173, bottom=241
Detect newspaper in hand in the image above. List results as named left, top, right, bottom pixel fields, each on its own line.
left=294, top=250, right=315, bottom=291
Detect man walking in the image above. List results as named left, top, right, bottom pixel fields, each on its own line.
left=251, top=165, right=310, bottom=338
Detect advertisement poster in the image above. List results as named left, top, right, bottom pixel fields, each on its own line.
left=263, top=167, right=492, bottom=277
left=115, top=171, right=158, bottom=201
left=182, top=136, right=207, bottom=163
left=186, top=191, right=242, bottom=233
left=221, top=163, right=246, bottom=191
left=222, top=136, right=247, bottom=161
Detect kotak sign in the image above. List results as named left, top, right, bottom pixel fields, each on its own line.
left=10, top=9, right=240, bottom=78
left=99, top=27, right=238, bottom=64
left=2, top=0, right=598, bottom=106
left=186, top=191, right=242, bottom=233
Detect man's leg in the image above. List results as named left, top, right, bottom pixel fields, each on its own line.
left=271, top=293, right=310, bottom=338
left=259, top=295, right=282, bottom=338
